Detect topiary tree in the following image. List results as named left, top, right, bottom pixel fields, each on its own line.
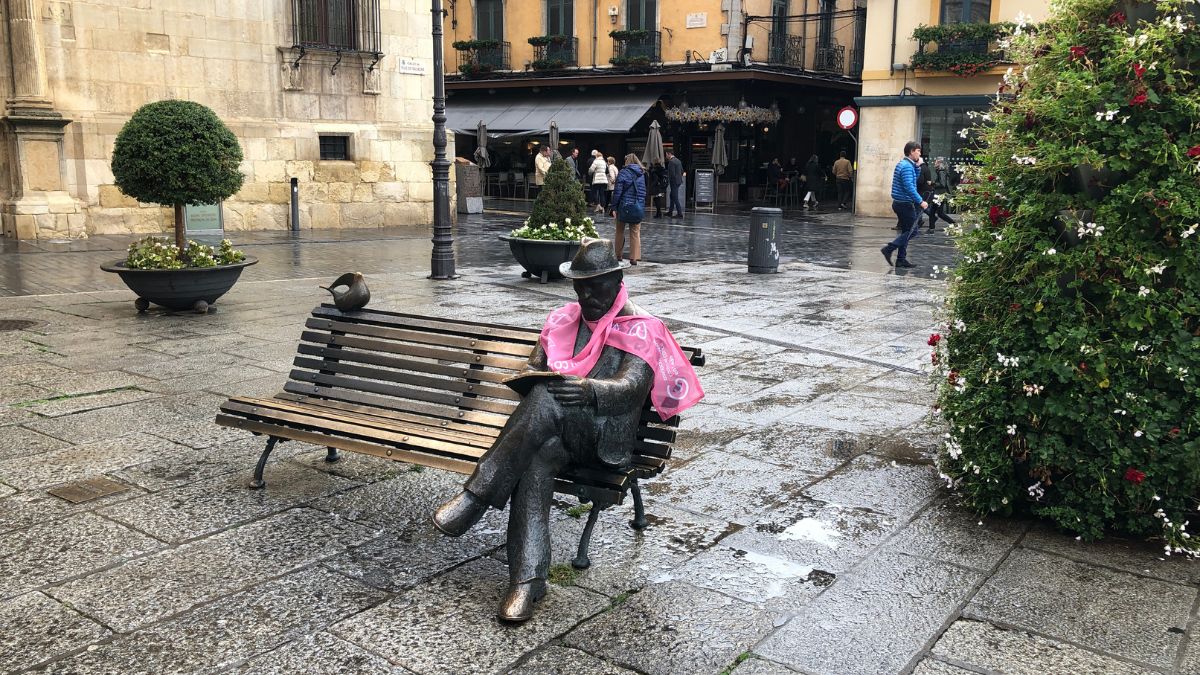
left=511, top=156, right=596, bottom=240
left=112, top=100, right=245, bottom=253
left=933, top=0, right=1200, bottom=554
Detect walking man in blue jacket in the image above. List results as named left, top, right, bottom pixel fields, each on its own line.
left=881, top=141, right=928, bottom=269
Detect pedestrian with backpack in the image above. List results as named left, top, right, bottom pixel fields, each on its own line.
left=610, top=153, right=647, bottom=265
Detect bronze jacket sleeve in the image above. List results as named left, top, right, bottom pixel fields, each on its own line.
left=525, top=341, right=549, bottom=371
left=591, top=352, right=654, bottom=416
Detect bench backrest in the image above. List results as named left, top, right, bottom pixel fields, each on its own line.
left=287, top=305, right=697, bottom=477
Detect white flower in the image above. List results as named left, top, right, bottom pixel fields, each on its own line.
left=954, top=319, right=966, bottom=332
left=1182, top=223, right=1198, bottom=239
left=1023, top=383, right=1044, bottom=396
left=1028, top=482, right=1045, bottom=500
left=1146, top=263, right=1167, bottom=275
left=1138, top=286, right=1152, bottom=297
left=1095, top=109, right=1120, bottom=122
left=1077, top=222, right=1105, bottom=238
left=992, top=232, right=1004, bottom=241
left=1045, top=248, right=1056, bottom=255
left=1011, top=155, right=1037, bottom=165
left=957, top=128, right=971, bottom=139
left=1134, top=430, right=1144, bottom=438
left=997, top=352, right=1020, bottom=368
left=1006, top=424, right=1017, bottom=435
left=1114, top=409, right=1128, bottom=415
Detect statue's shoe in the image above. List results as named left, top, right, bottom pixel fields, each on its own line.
left=431, top=490, right=487, bottom=537
left=498, top=580, right=547, bottom=623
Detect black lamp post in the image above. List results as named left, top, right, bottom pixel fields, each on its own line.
left=429, top=0, right=458, bottom=280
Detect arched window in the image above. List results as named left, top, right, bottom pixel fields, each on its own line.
left=940, top=0, right=991, bottom=24
left=547, top=0, right=573, bottom=36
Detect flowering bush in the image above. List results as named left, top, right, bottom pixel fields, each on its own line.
left=664, top=105, right=781, bottom=125
left=125, top=236, right=246, bottom=270
left=934, top=0, right=1200, bottom=555
left=512, top=156, right=597, bottom=241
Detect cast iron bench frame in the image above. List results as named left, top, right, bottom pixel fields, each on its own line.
left=214, top=304, right=704, bottom=569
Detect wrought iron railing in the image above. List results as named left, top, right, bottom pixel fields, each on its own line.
left=767, top=33, right=804, bottom=68
left=757, top=7, right=865, bottom=79
left=532, top=37, right=578, bottom=69
left=292, top=0, right=382, bottom=55
left=456, top=41, right=511, bottom=75
left=611, top=31, right=661, bottom=66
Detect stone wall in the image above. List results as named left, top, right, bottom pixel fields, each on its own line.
left=2, top=0, right=451, bottom=239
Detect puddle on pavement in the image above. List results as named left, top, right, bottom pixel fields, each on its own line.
left=778, top=518, right=842, bottom=549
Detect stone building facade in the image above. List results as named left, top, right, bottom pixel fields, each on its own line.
left=1, top=0, right=445, bottom=240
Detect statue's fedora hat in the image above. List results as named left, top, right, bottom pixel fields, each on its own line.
left=559, top=237, right=623, bottom=280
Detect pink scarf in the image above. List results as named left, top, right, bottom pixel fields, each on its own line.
left=538, top=284, right=704, bottom=420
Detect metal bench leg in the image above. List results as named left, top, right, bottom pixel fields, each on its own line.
left=325, top=446, right=341, bottom=463
left=630, top=480, right=649, bottom=530
left=250, top=436, right=280, bottom=489
left=572, top=505, right=602, bottom=570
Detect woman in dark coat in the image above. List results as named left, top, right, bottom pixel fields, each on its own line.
left=648, top=161, right=669, bottom=219
left=610, top=153, right=647, bottom=265
left=802, top=154, right=822, bottom=209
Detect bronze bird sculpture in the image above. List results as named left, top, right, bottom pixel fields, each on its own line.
left=321, top=272, right=370, bottom=311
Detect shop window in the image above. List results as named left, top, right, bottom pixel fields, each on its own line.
left=940, top=0, right=991, bottom=24
left=919, top=106, right=985, bottom=190
left=547, top=0, right=573, bottom=36
left=319, top=134, right=350, bottom=161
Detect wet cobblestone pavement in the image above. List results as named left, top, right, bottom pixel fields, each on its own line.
left=1, top=211, right=1197, bottom=674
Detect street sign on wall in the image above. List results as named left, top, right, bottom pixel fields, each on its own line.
left=837, top=106, right=859, bottom=130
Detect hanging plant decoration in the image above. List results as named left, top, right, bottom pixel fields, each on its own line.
left=664, top=105, right=781, bottom=125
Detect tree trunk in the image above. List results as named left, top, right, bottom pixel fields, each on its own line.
left=173, top=203, right=185, bottom=251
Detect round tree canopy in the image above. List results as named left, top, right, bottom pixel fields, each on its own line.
left=112, top=100, right=245, bottom=207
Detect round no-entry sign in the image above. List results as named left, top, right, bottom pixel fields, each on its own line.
left=837, top=106, right=858, bottom=130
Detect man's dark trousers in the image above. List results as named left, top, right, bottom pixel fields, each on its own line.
left=836, top=179, right=852, bottom=207
left=885, top=200, right=922, bottom=262
left=668, top=184, right=683, bottom=216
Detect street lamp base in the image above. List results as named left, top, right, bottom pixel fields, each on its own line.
left=428, top=273, right=460, bottom=280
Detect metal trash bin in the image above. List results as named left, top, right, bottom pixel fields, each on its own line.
left=748, top=206, right=781, bottom=273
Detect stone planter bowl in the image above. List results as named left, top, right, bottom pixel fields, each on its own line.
left=101, top=257, right=258, bottom=313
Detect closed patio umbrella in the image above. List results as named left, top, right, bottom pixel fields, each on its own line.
left=473, top=120, right=491, bottom=168
left=644, top=120, right=665, bottom=166
left=549, top=120, right=560, bottom=157
left=712, top=123, right=729, bottom=176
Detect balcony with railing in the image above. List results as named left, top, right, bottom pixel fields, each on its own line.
left=529, top=35, right=578, bottom=70
left=610, top=30, right=661, bottom=67
left=910, top=22, right=1012, bottom=76
left=291, top=0, right=382, bottom=56
left=759, top=7, right=865, bottom=79
left=453, top=40, right=511, bottom=77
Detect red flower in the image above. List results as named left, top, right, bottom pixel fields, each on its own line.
left=1156, top=199, right=1171, bottom=208
left=1069, top=46, right=1088, bottom=61
left=931, top=351, right=940, bottom=364
left=1169, top=427, right=1181, bottom=438
left=1009, top=303, right=1022, bottom=311
left=1130, top=92, right=1149, bottom=106
left=988, top=205, right=1012, bottom=225
left=947, top=370, right=959, bottom=384
left=1108, top=11, right=1127, bottom=27
left=1187, top=145, right=1200, bottom=158
left=1079, top=361, right=1088, bottom=371
left=987, top=175, right=997, bottom=182
left=928, top=333, right=942, bottom=346
left=1124, top=467, right=1146, bottom=484
left=1132, top=62, right=1147, bottom=79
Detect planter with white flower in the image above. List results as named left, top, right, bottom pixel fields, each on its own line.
left=500, top=156, right=597, bottom=283
left=934, top=0, right=1200, bottom=555
left=101, top=100, right=251, bottom=313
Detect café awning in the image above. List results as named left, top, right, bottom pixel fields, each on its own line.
left=447, top=90, right=661, bottom=137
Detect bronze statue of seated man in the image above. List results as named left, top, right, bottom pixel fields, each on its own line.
left=432, top=237, right=703, bottom=622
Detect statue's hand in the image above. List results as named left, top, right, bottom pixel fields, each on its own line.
left=546, top=376, right=594, bottom=407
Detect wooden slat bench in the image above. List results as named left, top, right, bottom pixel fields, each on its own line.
left=215, top=304, right=705, bottom=569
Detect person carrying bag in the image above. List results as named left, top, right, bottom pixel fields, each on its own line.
left=610, top=153, right=646, bottom=265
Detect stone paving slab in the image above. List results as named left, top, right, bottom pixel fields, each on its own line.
left=333, top=557, right=608, bottom=675
left=965, top=547, right=1197, bottom=670
left=47, top=508, right=376, bottom=633
left=0, top=424, right=69, bottom=462
left=507, top=646, right=638, bottom=674
left=0, top=481, right=145, bottom=535
left=755, top=551, right=984, bottom=675
left=0, top=592, right=111, bottom=672
left=645, top=450, right=807, bottom=525
left=802, top=454, right=943, bottom=520
left=0, top=432, right=188, bottom=490
left=0, top=512, right=163, bottom=600
left=884, top=499, right=1028, bottom=571
left=563, top=581, right=776, bottom=675
left=100, top=461, right=362, bottom=543
left=235, top=632, right=413, bottom=674
left=930, top=619, right=1158, bottom=675
left=45, top=567, right=388, bottom=674
left=671, top=544, right=834, bottom=614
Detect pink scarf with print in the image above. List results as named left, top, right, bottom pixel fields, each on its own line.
left=538, top=284, right=704, bottom=420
